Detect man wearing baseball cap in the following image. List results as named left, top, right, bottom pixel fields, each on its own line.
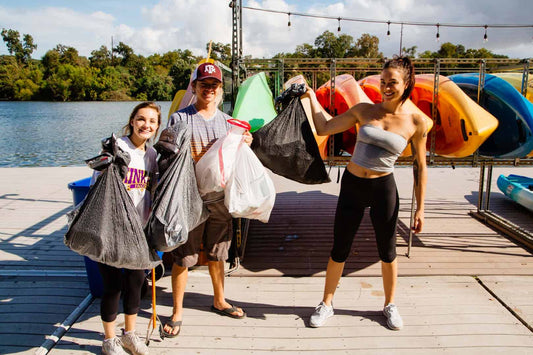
left=162, top=62, right=252, bottom=338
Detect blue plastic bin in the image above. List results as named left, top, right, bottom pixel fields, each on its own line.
left=68, top=177, right=104, bottom=298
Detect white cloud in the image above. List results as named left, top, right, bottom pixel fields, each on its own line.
left=0, top=6, right=117, bottom=57
left=0, top=0, right=531, bottom=60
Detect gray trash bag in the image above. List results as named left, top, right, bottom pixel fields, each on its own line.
left=146, top=122, right=209, bottom=252
left=64, top=136, right=161, bottom=270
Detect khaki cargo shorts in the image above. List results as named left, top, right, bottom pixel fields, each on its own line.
left=171, top=196, right=232, bottom=268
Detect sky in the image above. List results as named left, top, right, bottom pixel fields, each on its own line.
left=0, top=0, right=532, bottom=60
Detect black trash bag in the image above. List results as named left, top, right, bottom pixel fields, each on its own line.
left=251, top=96, right=331, bottom=184
left=64, top=137, right=161, bottom=270
left=145, top=122, right=209, bottom=252
left=275, top=83, right=307, bottom=110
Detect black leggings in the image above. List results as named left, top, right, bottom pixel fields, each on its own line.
left=331, top=170, right=399, bottom=263
left=97, top=263, right=145, bottom=322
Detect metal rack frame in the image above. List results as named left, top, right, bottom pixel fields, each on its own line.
left=229, top=0, right=533, bottom=257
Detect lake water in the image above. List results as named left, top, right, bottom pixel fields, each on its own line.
left=0, top=101, right=172, bottom=167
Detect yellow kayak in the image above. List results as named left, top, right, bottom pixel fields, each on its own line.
left=492, top=72, right=533, bottom=103
left=412, top=74, right=498, bottom=158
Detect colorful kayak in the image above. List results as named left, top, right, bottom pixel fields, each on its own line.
left=497, top=174, right=533, bottom=212
left=358, top=74, right=434, bottom=157
left=358, top=74, right=383, bottom=103
left=411, top=74, right=498, bottom=158
left=492, top=72, right=533, bottom=103
left=233, top=72, right=277, bottom=132
left=316, top=74, right=372, bottom=154
left=167, top=90, right=186, bottom=119
left=284, top=75, right=329, bottom=159
left=449, top=73, right=533, bottom=158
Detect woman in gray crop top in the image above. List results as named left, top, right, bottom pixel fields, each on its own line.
left=305, top=56, right=427, bottom=330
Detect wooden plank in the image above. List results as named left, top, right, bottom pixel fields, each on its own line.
left=478, top=275, right=533, bottom=330
left=50, top=275, right=533, bottom=353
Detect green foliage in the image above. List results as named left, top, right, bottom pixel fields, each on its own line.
left=0, top=28, right=208, bottom=101
left=274, top=31, right=383, bottom=59
left=418, top=42, right=508, bottom=59
left=169, top=58, right=196, bottom=92
left=1, top=28, right=37, bottom=64
left=0, top=27, right=513, bottom=102
left=208, top=42, right=231, bottom=66
left=89, top=45, right=112, bottom=69
left=402, top=46, right=417, bottom=58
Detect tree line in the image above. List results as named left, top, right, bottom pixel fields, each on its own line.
left=0, top=28, right=231, bottom=101
left=1, top=28, right=508, bottom=101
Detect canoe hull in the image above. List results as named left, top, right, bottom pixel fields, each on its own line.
left=316, top=74, right=372, bottom=155
left=449, top=73, right=533, bottom=158
left=497, top=174, right=533, bottom=212
left=412, top=74, right=499, bottom=158
left=233, top=72, right=277, bottom=133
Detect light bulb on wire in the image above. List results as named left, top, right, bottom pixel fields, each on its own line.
left=337, top=17, right=341, bottom=32
left=483, top=25, right=488, bottom=42
left=436, top=24, right=440, bottom=42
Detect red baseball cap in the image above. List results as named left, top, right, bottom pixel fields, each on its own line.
left=192, top=62, right=222, bottom=82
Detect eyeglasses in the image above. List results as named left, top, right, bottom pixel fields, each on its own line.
left=198, top=82, right=221, bottom=90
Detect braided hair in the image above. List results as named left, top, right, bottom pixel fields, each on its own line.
left=382, top=56, right=415, bottom=103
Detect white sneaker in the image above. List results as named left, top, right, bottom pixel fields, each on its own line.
left=309, top=301, right=334, bottom=328
left=383, top=303, right=403, bottom=330
left=102, top=337, right=128, bottom=355
left=121, top=331, right=149, bottom=355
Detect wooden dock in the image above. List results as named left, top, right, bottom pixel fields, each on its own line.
left=1, top=166, right=532, bottom=354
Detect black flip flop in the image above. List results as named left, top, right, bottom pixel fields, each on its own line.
left=159, top=319, right=182, bottom=339
left=210, top=305, right=246, bottom=319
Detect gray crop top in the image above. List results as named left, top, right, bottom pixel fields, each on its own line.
left=351, top=124, right=408, bottom=173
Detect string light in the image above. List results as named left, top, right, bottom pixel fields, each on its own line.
left=288, top=12, right=291, bottom=28
left=484, top=25, right=488, bottom=42
left=337, top=17, right=341, bottom=32
left=387, top=21, right=391, bottom=36
left=241, top=5, right=533, bottom=37
left=436, top=24, right=440, bottom=42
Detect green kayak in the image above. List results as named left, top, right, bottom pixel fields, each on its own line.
left=233, top=72, right=277, bottom=132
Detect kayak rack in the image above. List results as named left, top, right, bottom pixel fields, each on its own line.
left=229, top=54, right=533, bottom=257
left=472, top=161, right=533, bottom=253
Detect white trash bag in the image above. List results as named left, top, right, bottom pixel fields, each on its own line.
left=195, top=119, right=250, bottom=196
left=225, top=142, right=276, bottom=223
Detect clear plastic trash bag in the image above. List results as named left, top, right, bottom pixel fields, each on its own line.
left=224, top=143, right=276, bottom=223
left=195, top=119, right=250, bottom=196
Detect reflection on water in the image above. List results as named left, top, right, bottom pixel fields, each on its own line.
left=0, top=101, right=172, bottom=167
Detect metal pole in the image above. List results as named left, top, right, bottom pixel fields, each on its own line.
left=477, top=162, right=485, bottom=213
left=399, top=23, right=404, bottom=56
left=230, top=0, right=242, bottom=110
left=521, top=59, right=530, bottom=97
left=484, top=164, right=493, bottom=211
left=328, top=58, right=336, bottom=161
left=407, top=182, right=416, bottom=257
left=429, top=58, right=440, bottom=165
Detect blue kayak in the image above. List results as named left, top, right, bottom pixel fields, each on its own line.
left=449, top=73, right=533, bottom=158
left=497, top=174, right=533, bottom=212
